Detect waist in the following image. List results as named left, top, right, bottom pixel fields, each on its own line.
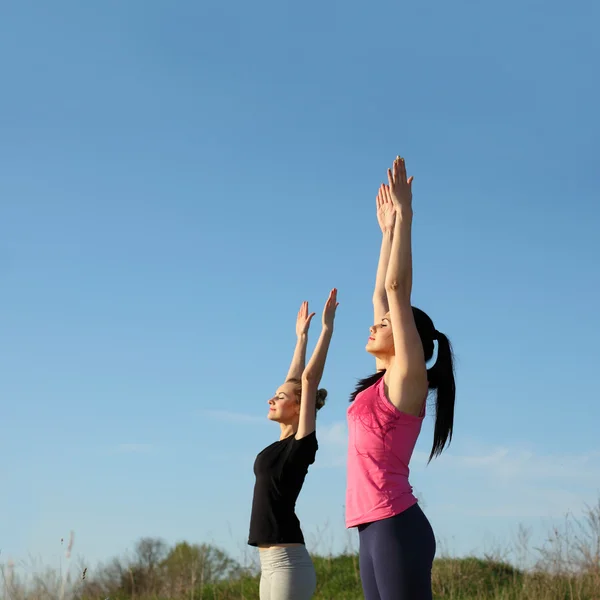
left=347, top=453, right=411, bottom=488
left=345, top=464, right=416, bottom=528
left=248, top=511, right=305, bottom=547
left=258, top=545, right=313, bottom=569
left=258, top=542, right=304, bottom=551
left=346, top=493, right=418, bottom=529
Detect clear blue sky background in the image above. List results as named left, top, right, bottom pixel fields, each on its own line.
left=1, top=0, right=599, bottom=574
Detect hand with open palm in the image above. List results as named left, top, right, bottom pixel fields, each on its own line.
left=296, top=301, right=315, bottom=338
left=322, top=288, right=339, bottom=331
left=387, top=156, right=414, bottom=213
left=376, top=184, right=396, bottom=233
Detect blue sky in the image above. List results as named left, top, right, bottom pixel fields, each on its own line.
left=1, top=0, right=599, bottom=575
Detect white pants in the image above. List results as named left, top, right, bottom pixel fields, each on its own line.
left=259, top=545, right=316, bottom=600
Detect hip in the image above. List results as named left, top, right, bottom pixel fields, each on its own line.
left=358, top=503, right=435, bottom=544
left=346, top=488, right=418, bottom=529
left=258, top=544, right=314, bottom=570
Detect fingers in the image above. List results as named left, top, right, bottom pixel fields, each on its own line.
left=391, top=156, right=412, bottom=187
left=299, top=301, right=307, bottom=318
left=378, top=184, right=394, bottom=209
left=393, top=156, right=408, bottom=183
left=388, top=156, right=406, bottom=185
left=325, top=288, right=338, bottom=308
left=399, top=157, right=407, bottom=182
left=382, top=184, right=392, bottom=204
left=321, top=288, right=339, bottom=327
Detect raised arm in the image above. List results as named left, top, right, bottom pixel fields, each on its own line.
left=285, top=301, right=315, bottom=382
left=384, top=157, right=428, bottom=416
left=373, top=185, right=396, bottom=370
left=296, top=289, right=338, bottom=440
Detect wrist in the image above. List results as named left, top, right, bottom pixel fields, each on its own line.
left=394, top=206, right=413, bottom=222
left=297, top=332, right=308, bottom=342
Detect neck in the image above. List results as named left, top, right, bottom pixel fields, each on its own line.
left=375, top=354, right=393, bottom=370
left=279, top=422, right=297, bottom=440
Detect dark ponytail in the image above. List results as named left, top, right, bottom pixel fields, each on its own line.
left=426, top=329, right=456, bottom=463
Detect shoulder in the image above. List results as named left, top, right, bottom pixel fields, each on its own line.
left=288, top=431, right=318, bottom=464
left=293, top=430, right=318, bottom=447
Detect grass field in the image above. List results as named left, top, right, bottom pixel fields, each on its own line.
left=2, top=500, right=599, bottom=599
left=197, top=552, right=600, bottom=600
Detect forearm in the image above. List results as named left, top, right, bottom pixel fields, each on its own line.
left=373, top=230, right=393, bottom=314
left=286, top=334, right=308, bottom=381
left=385, top=207, right=413, bottom=299
left=303, top=327, right=333, bottom=384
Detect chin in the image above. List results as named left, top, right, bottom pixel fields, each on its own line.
left=267, top=412, right=278, bottom=422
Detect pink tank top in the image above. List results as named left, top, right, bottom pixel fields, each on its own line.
left=346, top=374, right=425, bottom=528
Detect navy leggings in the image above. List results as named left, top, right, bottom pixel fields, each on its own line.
left=358, top=503, right=436, bottom=600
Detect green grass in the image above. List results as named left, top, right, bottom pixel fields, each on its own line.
left=3, top=552, right=599, bottom=600
left=4, top=500, right=599, bottom=599
left=197, top=554, right=599, bottom=600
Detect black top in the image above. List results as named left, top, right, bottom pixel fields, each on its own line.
left=248, top=431, right=318, bottom=546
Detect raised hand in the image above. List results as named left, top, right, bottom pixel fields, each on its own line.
left=296, top=301, right=316, bottom=338
left=387, top=156, right=414, bottom=212
left=322, top=288, right=339, bottom=330
left=376, top=184, right=396, bottom=233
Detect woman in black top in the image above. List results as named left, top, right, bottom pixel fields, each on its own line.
left=248, top=289, right=338, bottom=600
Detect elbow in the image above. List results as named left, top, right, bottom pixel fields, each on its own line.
left=385, top=279, right=408, bottom=295
left=384, top=278, right=398, bottom=292
left=385, top=280, right=411, bottom=303
left=302, top=371, right=315, bottom=384
left=302, top=370, right=320, bottom=385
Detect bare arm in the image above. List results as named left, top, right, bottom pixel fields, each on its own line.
left=286, top=335, right=308, bottom=382
left=296, top=289, right=338, bottom=440
left=374, top=231, right=393, bottom=322
left=384, top=158, right=428, bottom=416
left=373, top=185, right=396, bottom=320
left=286, top=301, right=315, bottom=381
left=373, top=186, right=396, bottom=370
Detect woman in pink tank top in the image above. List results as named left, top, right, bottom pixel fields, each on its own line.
left=346, top=156, right=457, bottom=600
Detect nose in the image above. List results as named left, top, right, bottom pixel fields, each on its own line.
left=369, top=325, right=376, bottom=334
left=268, top=396, right=276, bottom=405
